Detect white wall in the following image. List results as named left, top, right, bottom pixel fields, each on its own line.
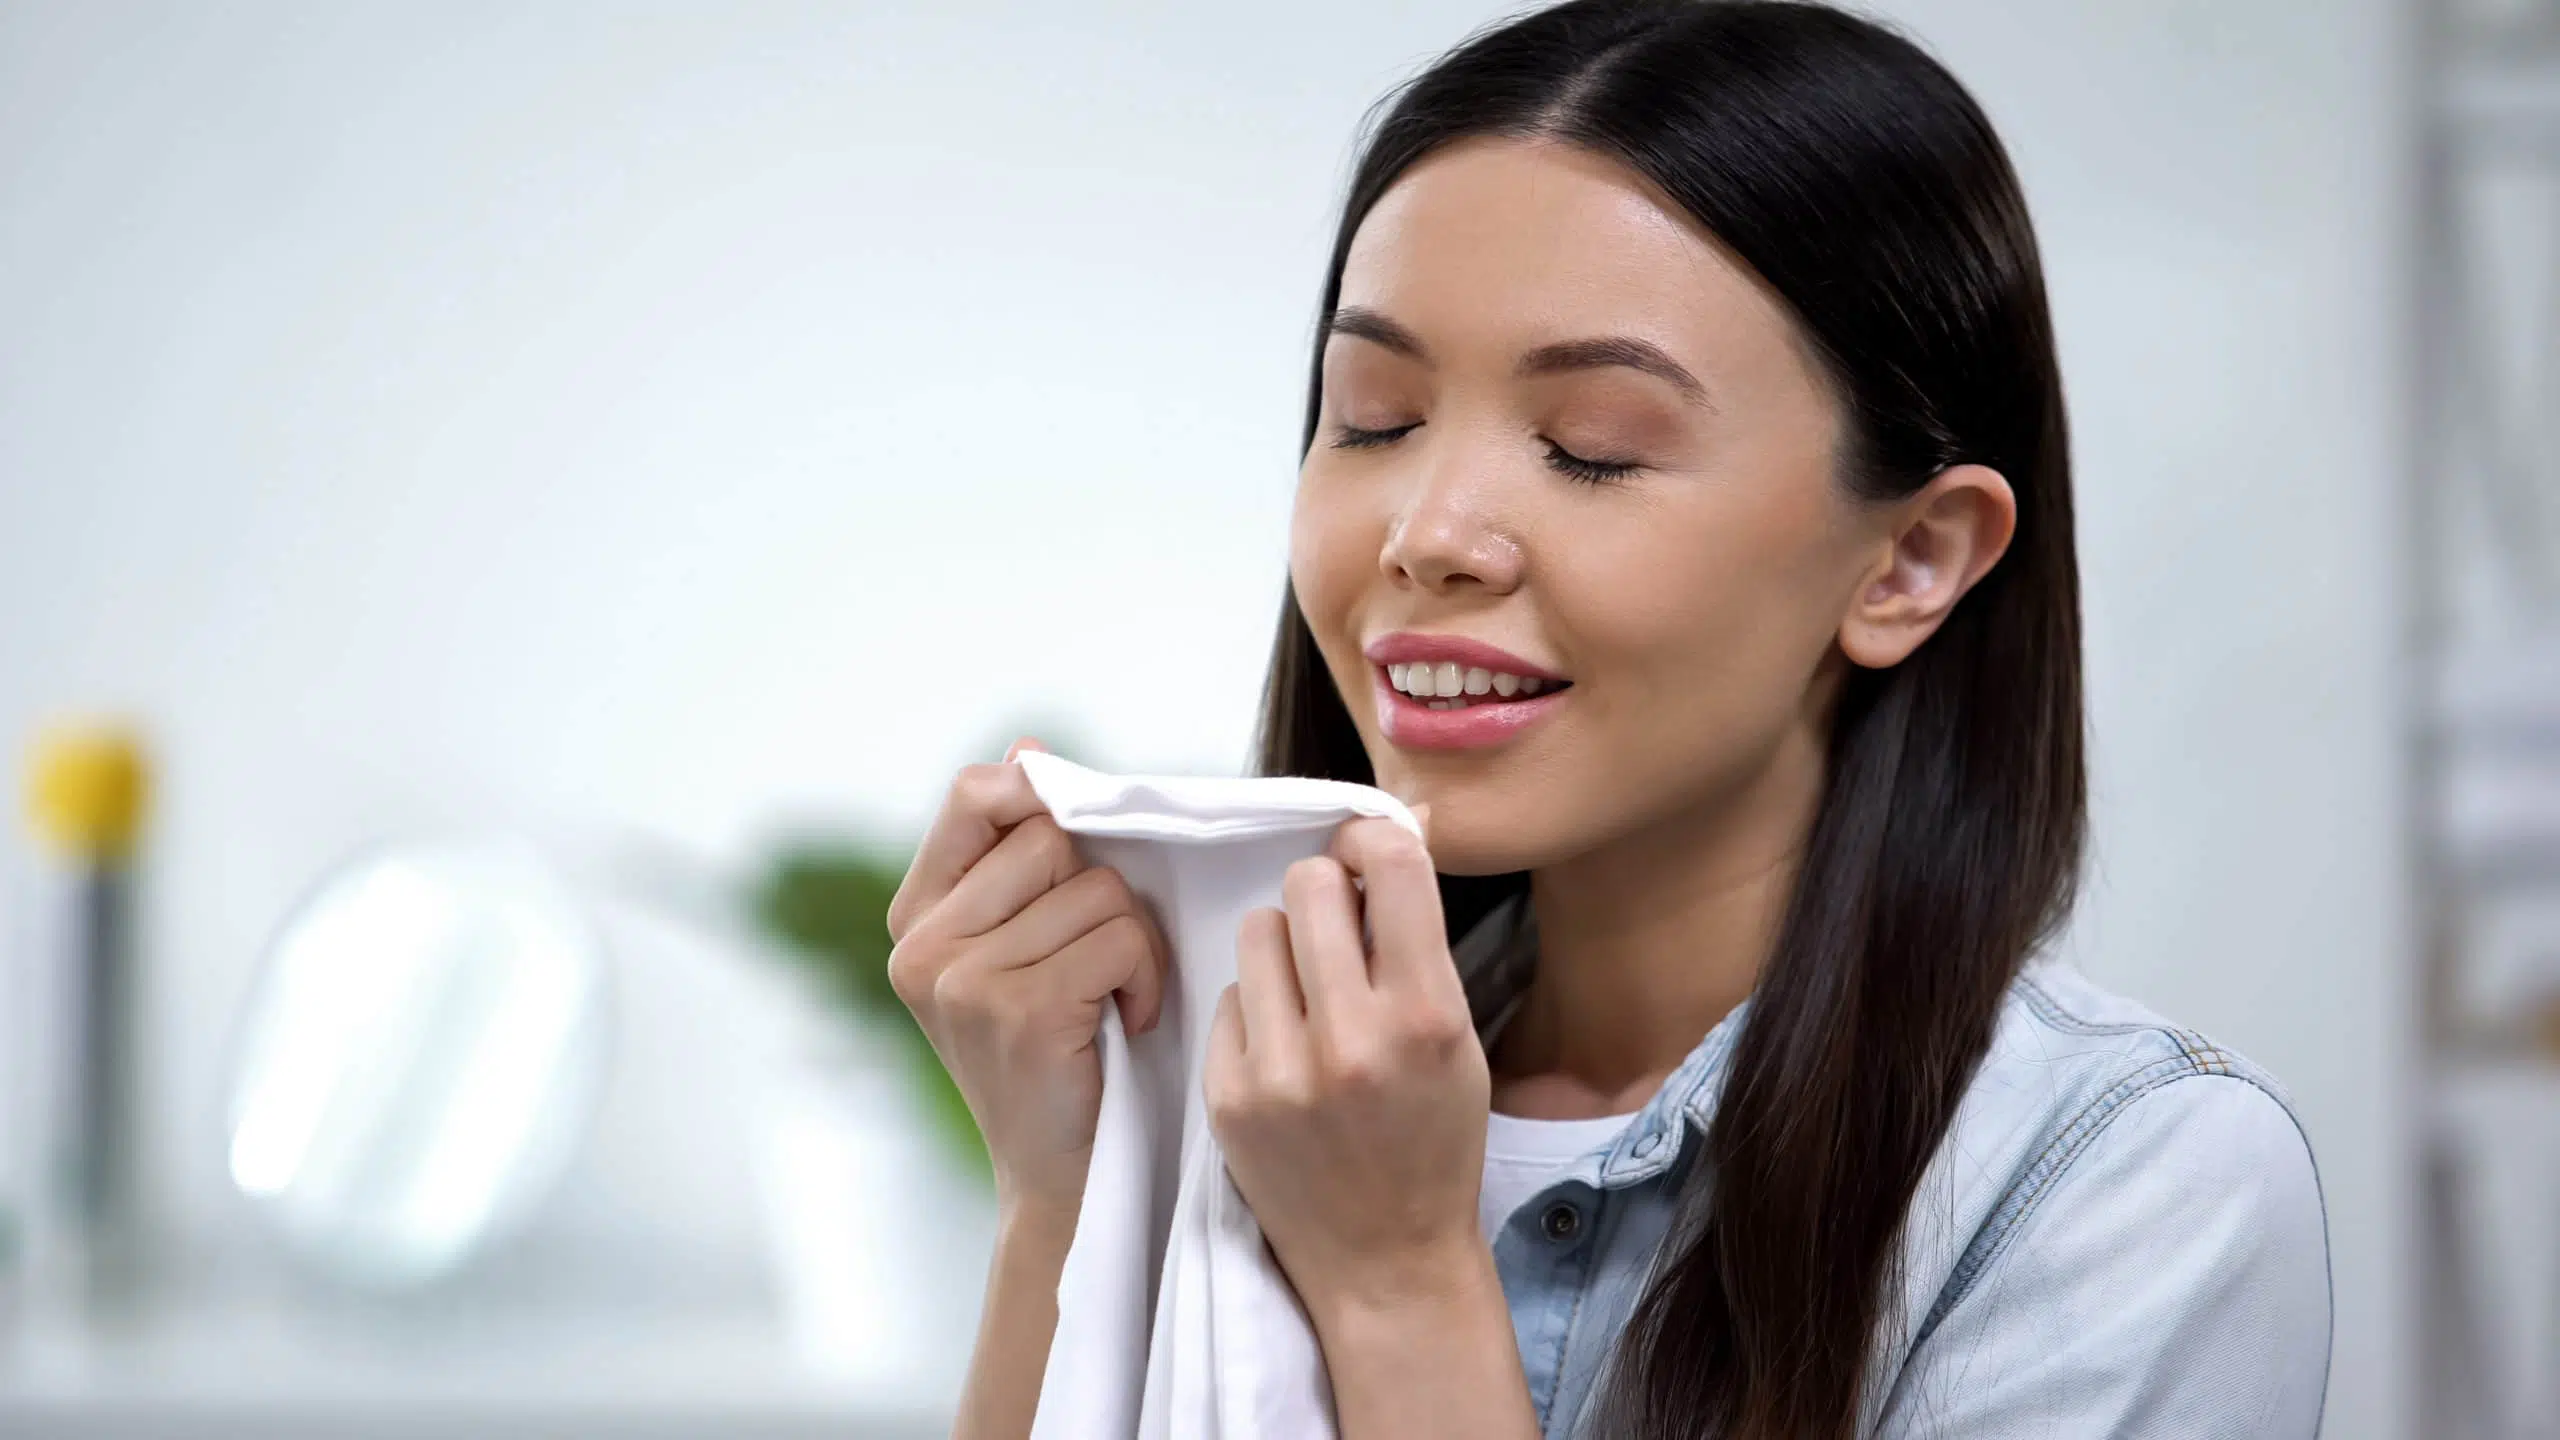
left=0, top=0, right=2410, bottom=1432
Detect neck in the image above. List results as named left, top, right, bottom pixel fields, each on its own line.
left=1488, top=722, right=1826, bottom=1117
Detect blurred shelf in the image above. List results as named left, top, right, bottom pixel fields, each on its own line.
left=2430, top=637, right=2560, bottom=741
left=0, top=1293, right=950, bottom=1440
left=2429, top=1056, right=2560, bottom=1153
left=2440, top=48, right=2560, bottom=151
left=2431, top=1050, right=2560, bottom=1088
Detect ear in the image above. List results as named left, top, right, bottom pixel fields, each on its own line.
left=1837, top=464, right=2017, bottom=670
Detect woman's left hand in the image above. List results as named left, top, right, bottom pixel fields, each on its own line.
left=1204, top=811, right=1492, bottom=1331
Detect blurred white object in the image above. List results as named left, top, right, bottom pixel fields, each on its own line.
left=2464, top=887, right=2560, bottom=1029
left=2435, top=646, right=2560, bottom=1034
left=749, top=1022, right=989, bottom=1388
left=2446, top=147, right=2560, bottom=608
left=2434, top=1063, right=2560, bottom=1439
left=223, top=836, right=611, bottom=1290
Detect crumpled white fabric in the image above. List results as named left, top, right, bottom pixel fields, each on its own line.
left=1017, top=751, right=1420, bottom=1440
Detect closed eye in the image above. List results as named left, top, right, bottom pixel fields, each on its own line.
left=1330, top=422, right=1639, bottom=484
left=1544, top=440, right=1641, bottom=485
left=1332, top=422, right=1419, bottom=450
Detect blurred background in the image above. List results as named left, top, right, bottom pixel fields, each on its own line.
left=0, top=0, right=2540, bottom=1435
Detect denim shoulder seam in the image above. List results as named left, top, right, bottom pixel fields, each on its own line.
left=1908, top=1058, right=2295, bottom=1357
left=2017, top=972, right=2297, bottom=1107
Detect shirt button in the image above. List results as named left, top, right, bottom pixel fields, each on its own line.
left=1634, top=1131, right=1662, bottom=1158
left=1540, top=1202, right=1582, bottom=1243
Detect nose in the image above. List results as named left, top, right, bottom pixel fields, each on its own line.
left=1379, top=438, right=1523, bottom=595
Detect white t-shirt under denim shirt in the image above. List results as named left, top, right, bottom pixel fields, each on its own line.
left=1479, top=1108, right=1641, bottom=1254
left=1452, top=897, right=2332, bottom=1440
left=1484, top=983, right=1638, bottom=1245
left=1475, top=989, right=1643, bottom=1248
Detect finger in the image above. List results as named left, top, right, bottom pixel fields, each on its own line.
left=891, top=762, right=1051, bottom=938
left=991, top=866, right=1170, bottom=1033
left=933, top=813, right=1084, bottom=939
left=1280, top=855, right=1372, bottom=1022
left=1203, top=982, right=1246, bottom=1119
left=1112, top=900, right=1172, bottom=1036
left=1234, top=906, right=1307, bottom=1060
left=1020, top=912, right=1159, bottom=1042
left=1003, top=735, right=1048, bottom=762
left=1328, top=816, right=1452, bottom=1000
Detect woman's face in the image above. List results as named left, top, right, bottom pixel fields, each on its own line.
left=1292, top=137, right=1891, bottom=876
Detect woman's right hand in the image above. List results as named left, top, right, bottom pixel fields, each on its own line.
left=885, top=740, right=1170, bottom=1228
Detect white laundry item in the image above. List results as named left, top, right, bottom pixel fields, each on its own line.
left=1016, top=751, right=1421, bottom=1440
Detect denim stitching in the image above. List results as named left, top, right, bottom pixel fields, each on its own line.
left=2017, top=972, right=2178, bottom=1039
left=2025, top=974, right=2275, bottom=1096
left=2021, top=978, right=2258, bottom=1086
left=2167, top=1028, right=2204, bottom=1070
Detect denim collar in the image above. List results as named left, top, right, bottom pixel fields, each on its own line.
left=1458, top=896, right=1751, bottom=1192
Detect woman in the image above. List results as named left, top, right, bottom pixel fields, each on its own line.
left=884, top=2, right=2332, bottom=1436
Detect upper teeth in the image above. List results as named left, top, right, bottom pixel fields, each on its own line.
left=1387, top=662, right=1548, bottom=699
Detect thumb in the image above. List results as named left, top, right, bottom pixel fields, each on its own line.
left=1408, top=800, right=1432, bottom=849
left=1003, top=735, right=1049, bottom=763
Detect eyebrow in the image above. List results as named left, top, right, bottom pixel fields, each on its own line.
left=1325, top=305, right=1710, bottom=406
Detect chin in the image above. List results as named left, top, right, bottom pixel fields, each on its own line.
left=1421, top=839, right=1523, bottom=878
left=1395, top=783, right=1579, bottom=878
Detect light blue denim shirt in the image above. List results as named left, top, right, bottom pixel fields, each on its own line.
left=1456, top=900, right=2334, bottom=1439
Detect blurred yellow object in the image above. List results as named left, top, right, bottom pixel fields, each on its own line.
left=26, top=723, right=150, bottom=862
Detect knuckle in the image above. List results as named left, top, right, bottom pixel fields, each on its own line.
left=988, top=995, right=1040, bottom=1049
left=1206, top=1080, right=1251, bottom=1137
left=1367, top=822, right=1431, bottom=874
left=930, top=961, right=987, bottom=1018
left=1324, top=1042, right=1387, bottom=1095
left=1095, top=909, right=1149, bottom=957
left=1236, top=906, right=1287, bottom=950
left=1260, top=1061, right=1317, bottom=1113
left=1023, top=815, right=1078, bottom=874
left=950, top=762, right=1010, bottom=816
left=1075, top=862, right=1137, bottom=913
left=1395, top=999, right=1470, bottom=1055
left=884, top=938, right=932, bottom=1007
left=1290, top=855, right=1349, bottom=900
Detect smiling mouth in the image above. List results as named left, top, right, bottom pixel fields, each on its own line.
left=1384, top=661, right=1574, bottom=710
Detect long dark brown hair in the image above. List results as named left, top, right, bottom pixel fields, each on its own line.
left=1253, top=3, right=2085, bottom=1435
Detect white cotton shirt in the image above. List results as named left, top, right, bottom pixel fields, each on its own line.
left=1014, top=752, right=1422, bottom=1440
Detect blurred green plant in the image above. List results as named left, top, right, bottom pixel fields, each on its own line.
left=751, top=842, right=989, bottom=1181
left=744, top=724, right=1099, bottom=1184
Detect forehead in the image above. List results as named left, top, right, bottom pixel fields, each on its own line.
left=1338, top=136, right=1799, bottom=377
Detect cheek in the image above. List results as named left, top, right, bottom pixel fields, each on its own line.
left=1566, top=473, right=1856, bottom=721
left=1287, top=462, right=1381, bottom=663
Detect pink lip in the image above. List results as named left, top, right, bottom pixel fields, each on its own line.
left=1361, top=632, right=1568, bottom=681
left=1362, top=631, right=1572, bottom=752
